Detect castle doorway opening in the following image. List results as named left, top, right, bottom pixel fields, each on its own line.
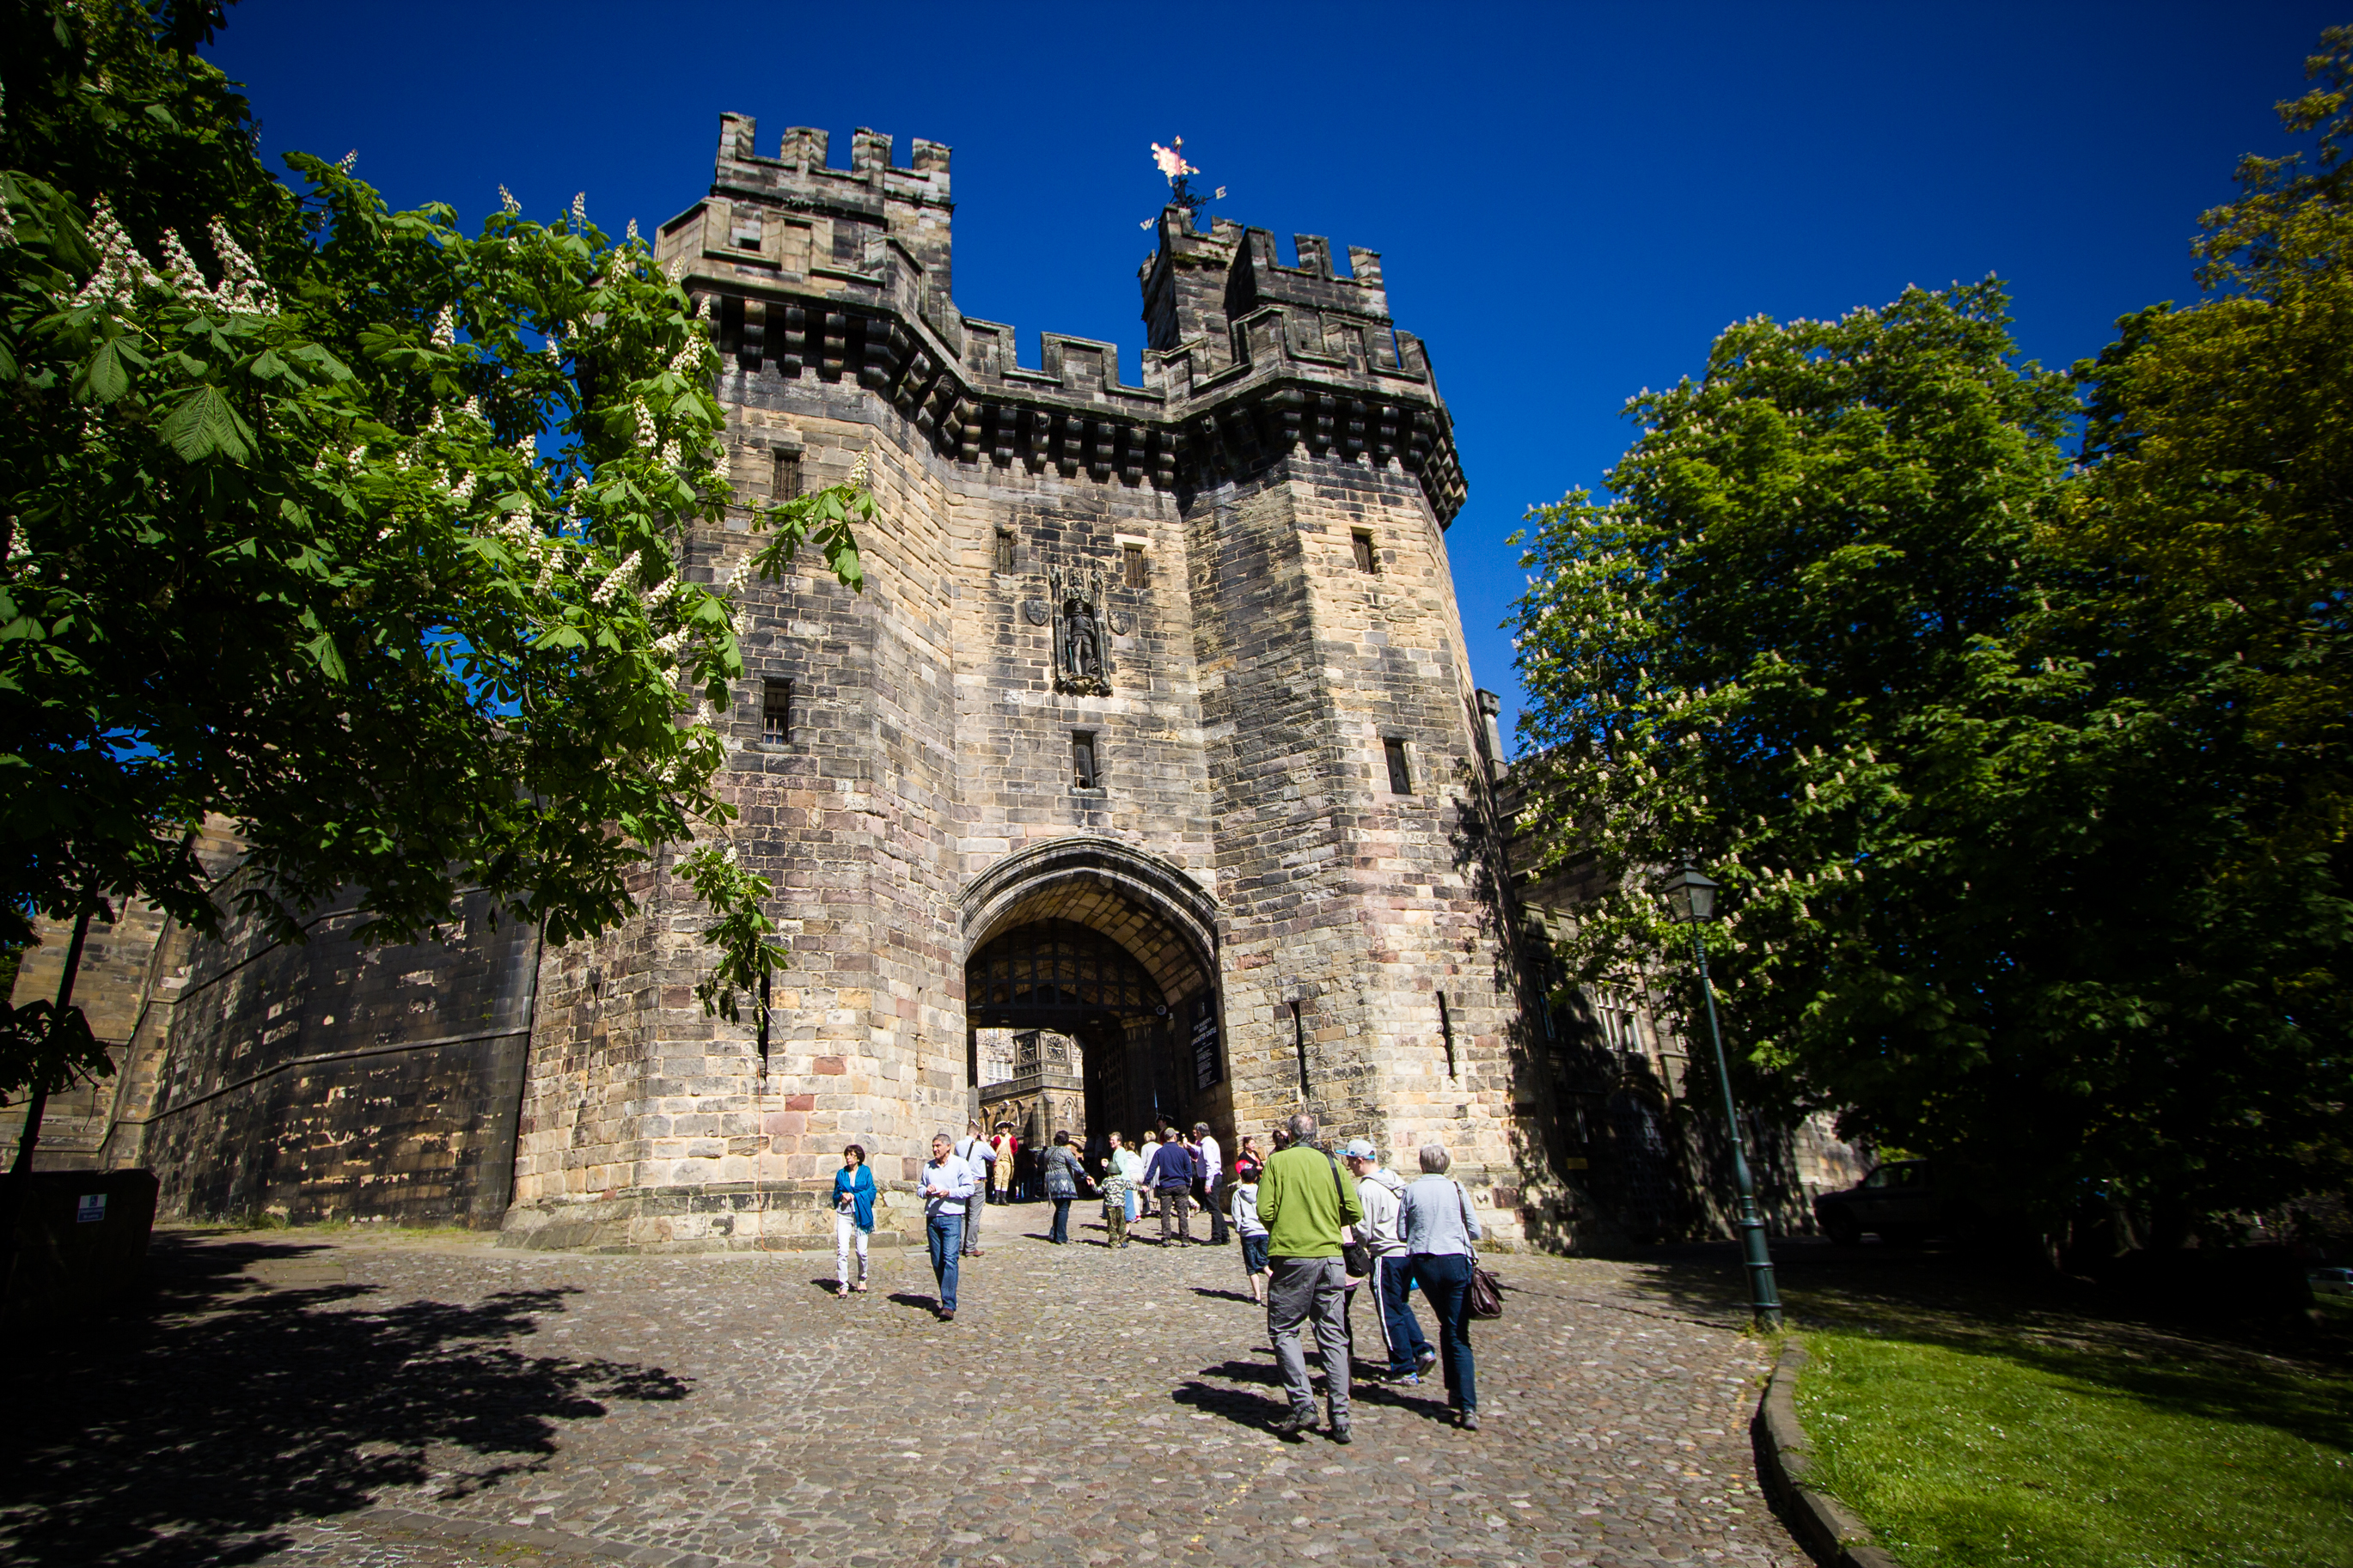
left=966, top=918, right=1214, bottom=1155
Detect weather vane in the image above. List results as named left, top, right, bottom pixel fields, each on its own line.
left=1141, top=137, right=1225, bottom=229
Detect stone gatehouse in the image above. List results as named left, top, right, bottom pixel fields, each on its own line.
left=6, top=113, right=1581, bottom=1253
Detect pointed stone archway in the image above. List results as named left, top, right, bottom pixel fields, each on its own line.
left=959, top=839, right=1225, bottom=1153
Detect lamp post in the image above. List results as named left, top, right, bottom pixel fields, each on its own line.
left=1658, top=863, right=1783, bottom=1330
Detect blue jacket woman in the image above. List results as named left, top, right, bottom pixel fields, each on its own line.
left=833, top=1145, right=877, bottom=1296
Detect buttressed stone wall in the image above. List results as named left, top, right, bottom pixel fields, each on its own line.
left=19, top=114, right=1560, bottom=1253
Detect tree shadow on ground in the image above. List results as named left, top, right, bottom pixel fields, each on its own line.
left=1615, top=1236, right=2353, bottom=1455
left=0, top=1235, right=689, bottom=1568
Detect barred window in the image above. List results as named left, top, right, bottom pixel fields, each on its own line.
left=995, top=528, right=1016, bottom=576
left=773, top=451, right=803, bottom=502
left=1352, top=530, right=1377, bottom=574
left=1384, top=737, right=1411, bottom=795
left=762, top=680, right=794, bottom=744
left=1123, top=543, right=1146, bottom=589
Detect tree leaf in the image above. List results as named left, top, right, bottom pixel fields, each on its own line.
left=74, top=339, right=127, bottom=404
left=159, top=383, right=254, bottom=462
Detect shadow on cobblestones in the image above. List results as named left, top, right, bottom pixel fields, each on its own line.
left=0, top=1235, right=689, bottom=1568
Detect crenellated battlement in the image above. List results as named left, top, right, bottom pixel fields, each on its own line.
left=653, top=114, right=1464, bottom=524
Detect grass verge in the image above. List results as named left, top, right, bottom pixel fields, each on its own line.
left=1795, top=1318, right=2353, bottom=1568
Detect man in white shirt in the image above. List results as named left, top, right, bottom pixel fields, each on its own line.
left=920, top=1133, right=978, bottom=1321
left=954, top=1119, right=996, bottom=1258
left=1195, top=1122, right=1227, bottom=1245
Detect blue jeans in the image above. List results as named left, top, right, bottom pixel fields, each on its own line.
left=1409, top=1253, right=1477, bottom=1411
left=1049, top=1197, right=1073, bottom=1243
left=927, top=1211, right=964, bottom=1311
left=1373, top=1254, right=1432, bottom=1376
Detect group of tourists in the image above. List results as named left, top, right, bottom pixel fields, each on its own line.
left=829, top=1109, right=1488, bottom=1435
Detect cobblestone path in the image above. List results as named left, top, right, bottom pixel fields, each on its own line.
left=4, top=1214, right=1806, bottom=1568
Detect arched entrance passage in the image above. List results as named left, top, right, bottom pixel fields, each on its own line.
left=959, top=839, right=1223, bottom=1154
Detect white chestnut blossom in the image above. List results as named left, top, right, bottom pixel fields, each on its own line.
left=592, top=549, right=642, bottom=606
left=73, top=198, right=160, bottom=311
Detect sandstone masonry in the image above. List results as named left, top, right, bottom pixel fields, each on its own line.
left=7, top=116, right=1575, bottom=1253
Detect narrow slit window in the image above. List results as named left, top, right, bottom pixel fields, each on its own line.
left=1123, top=543, right=1146, bottom=589
left=762, top=679, right=794, bottom=744
left=1384, top=737, right=1412, bottom=796
left=1438, top=991, right=1458, bottom=1078
left=772, top=451, right=803, bottom=502
left=994, top=528, right=1016, bottom=576
left=1292, top=999, right=1310, bottom=1097
left=1352, top=530, right=1377, bottom=574
left=1073, top=730, right=1100, bottom=790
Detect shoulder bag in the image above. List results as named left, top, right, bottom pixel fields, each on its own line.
left=1329, top=1154, right=1372, bottom=1278
left=1454, top=1181, right=1503, bottom=1319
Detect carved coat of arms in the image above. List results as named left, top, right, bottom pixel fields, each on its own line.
left=1046, top=563, right=1114, bottom=696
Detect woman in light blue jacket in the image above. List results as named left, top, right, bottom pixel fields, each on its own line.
left=833, top=1144, right=877, bottom=1296
left=1399, top=1143, right=1484, bottom=1429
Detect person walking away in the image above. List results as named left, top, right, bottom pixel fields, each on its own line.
left=920, top=1133, right=977, bottom=1321
left=989, top=1123, right=1016, bottom=1204
left=1230, top=1168, right=1271, bottom=1304
left=1099, top=1137, right=1134, bottom=1248
left=832, top=1144, right=877, bottom=1297
left=1342, top=1138, right=1431, bottom=1382
left=1195, top=1122, right=1228, bottom=1245
left=1256, top=1111, right=1364, bottom=1443
left=1137, top=1130, right=1160, bottom=1223
left=1042, top=1130, right=1091, bottom=1242
left=1400, top=1143, right=1484, bottom=1428
left=956, top=1120, right=997, bottom=1256
left=1143, top=1126, right=1198, bottom=1243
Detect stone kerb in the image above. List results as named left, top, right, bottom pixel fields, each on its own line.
left=1752, top=1343, right=1904, bottom=1568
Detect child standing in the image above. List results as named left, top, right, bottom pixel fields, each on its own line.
left=1229, top=1169, right=1271, bottom=1304
left=1099, top=1144, right=1134, bottom=1249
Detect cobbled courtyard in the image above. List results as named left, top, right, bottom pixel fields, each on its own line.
left=5, top=1212, right=1806, bottom=1568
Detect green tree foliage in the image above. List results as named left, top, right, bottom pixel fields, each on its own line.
left=0, top=1, right=866, bottom=1107
left=1511, top=32, right=2353, bottom=1227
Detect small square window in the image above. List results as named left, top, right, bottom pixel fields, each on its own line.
left=1384, top=737, right=1411, bottom=795
left=1352, top=531, right=1377, bottom=574
left=1073, top=730, right=1100, bottom=790
left=994, top=528, right=1016, bottom=576
left=773, top=451, right=802, bottom=502
left=1123, top=543, right=1146, bottom=589
left=762, top=679, right=794, bottom=744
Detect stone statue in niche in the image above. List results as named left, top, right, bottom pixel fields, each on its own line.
left=1047, top=563, right=1114, bottom=695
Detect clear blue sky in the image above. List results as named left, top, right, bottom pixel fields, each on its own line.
left=209, top=0, right=2345, bottom=746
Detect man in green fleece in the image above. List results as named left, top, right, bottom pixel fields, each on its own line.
left=1254, top=1110, right=1365, bottom=1442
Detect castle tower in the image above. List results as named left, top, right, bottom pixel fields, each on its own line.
left=16, top=114, right=1545, bottom=1250
left=489, top=115, right=1526, bottom=1251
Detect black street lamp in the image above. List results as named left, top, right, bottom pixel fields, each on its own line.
left=1658, top=862, right=1784, bottom=1330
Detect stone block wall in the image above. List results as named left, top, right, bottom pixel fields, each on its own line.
left=132, top=880, right=538, bottom=1227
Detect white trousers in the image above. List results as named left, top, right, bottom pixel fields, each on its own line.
left=834, top=1213, right=869, bottom=1284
